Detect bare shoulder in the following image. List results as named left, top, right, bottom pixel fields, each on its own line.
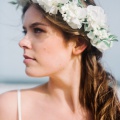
left=0, top=90, right=18, bottom=120
left=21, top=83, right=48, bottom=100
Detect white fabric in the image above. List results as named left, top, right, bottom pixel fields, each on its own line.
left=18, top=90, right=22, bottom=120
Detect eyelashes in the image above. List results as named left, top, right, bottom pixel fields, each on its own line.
left=22, top=28, right=44, bottom=35
left=34, top=28, right=44, bottom=33
left=22, top=30, right=27, bottom=35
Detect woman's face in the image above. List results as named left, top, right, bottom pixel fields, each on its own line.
left=19, top=5, right=75, bottom=77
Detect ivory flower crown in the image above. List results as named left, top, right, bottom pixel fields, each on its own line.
left=11, top=0, right=118, bottom=51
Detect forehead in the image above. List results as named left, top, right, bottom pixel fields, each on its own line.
left=23, top=5, right=49, bottom=26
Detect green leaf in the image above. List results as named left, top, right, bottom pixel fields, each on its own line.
left=110, top=39, right=118, bottom=42
left=9, top=1, right=17, bottom=5
left=103, top=41, right=111, bottom=47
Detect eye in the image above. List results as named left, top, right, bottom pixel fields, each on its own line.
left=22, top=30, right=27, bottom=35
left=33, top=28, right=43, bottom=33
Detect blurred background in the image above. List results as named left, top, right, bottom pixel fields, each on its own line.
left=0, top=0, right=120, bottom=98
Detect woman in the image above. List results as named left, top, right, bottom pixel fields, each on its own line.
left=0, top=0, right=120, bottom=120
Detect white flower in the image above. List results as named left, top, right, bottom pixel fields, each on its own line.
left=33, top=0, right=69, bottom=14
left=60, top=2, right=87, bottom=29
left=87, top=29, right=113, bottom=51
left=93, top=29, right=109, bottom=39
left=87, top=5, right=107, bottom=28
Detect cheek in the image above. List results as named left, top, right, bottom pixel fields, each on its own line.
left=35, top=39, right=71, bottom=71
left=26, top=47, right=70, bottom=77
left=40, top=45, right=69, bottom=65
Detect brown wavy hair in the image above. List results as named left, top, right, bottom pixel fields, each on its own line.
left=21, top=0, right=120, bottom=119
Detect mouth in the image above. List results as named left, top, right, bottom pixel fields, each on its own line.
left=23, top=55, right=36, bottom=60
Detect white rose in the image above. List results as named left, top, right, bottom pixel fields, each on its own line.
left=87, top=5, right=107, bottom=27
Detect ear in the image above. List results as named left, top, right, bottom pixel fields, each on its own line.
left=72, top=37, right=87, bottom=55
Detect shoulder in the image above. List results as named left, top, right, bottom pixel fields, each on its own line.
left=21, top=84, right=48, bottom=102
left=0, top=90, right=18, bottom=119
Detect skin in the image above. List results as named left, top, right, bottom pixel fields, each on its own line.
left=0, top=5, right=92, bottom=120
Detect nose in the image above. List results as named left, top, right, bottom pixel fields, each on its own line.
left=19, top=36, right=32, bottom=49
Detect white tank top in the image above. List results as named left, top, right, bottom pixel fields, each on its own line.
left=18, top=90, right=22, bottom=120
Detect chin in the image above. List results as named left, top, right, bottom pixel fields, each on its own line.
left=25, top=69, right=47, bottom=78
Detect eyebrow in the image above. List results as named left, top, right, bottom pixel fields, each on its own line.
left=23, top=22, right=48, bottom=29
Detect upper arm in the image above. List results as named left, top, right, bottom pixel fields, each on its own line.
left=0, top=91, right=18, bottom=120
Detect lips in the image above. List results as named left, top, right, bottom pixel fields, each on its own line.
left=23, top=55, right=35, bottom=60
left=23, top=55, right=36, bottom=64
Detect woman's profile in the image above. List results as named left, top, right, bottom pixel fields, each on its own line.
left=0, top=0, right=120, bottom=120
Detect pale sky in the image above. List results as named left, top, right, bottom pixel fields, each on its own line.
left=0, top=0, right=120, bottom=83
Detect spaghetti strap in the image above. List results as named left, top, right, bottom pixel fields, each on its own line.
left=18, top=90, right=22, bottom=120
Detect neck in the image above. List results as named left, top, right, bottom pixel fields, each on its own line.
left=47, top=56, right=82, bottom=112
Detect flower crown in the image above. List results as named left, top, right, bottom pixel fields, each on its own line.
left=11, top=0, right=118, bottom=51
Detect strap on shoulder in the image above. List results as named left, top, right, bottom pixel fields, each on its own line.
left=18, top=90, right=22, bottom=120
